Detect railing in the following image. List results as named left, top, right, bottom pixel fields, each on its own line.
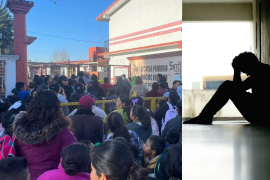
left=61, top=97, right=165, bottom=115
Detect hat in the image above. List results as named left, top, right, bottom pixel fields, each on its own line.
left=18, top=91, right=29, bottom=101
left=79, top=95, right=96, bottom=109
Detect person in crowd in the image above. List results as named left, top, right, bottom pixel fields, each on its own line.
left=130, top=96, right=159, bottom=136
left=71, top=74, right=76, bottom=80
left=130, top=76, right=148, bottom=97
left=52, top=75, right=60, bottom=84
left=49, top=83, right=69, bottom=116
left=78, top=77, right=88, bottom=93
left=145, top=82, right=162, bottom=97
left=159, top=75, right=169, bottom=89
left=29, top=75, right=39, bottom=89
left=88, top=78, right=105, bottom=99
left=11, top=82, right=26, bottom=97
left=122, top=74, right=131, bottom=89
left=68, top=79, right=76, bottom=94
left=154, top=91, right=180, bottom=132
left=100, top=77, right=113, bottom=94
left=165, top=144, right=182, bottom=179
left=154, top=99, right=167, bottom=117
left=0, top=101, right=11, bottom=121
left=177, top=84, right=182, bottom=99
left=165, top=128, right=181, bottom=149
left=1, top=96, right=33, bottom=137
left=142, top=135, right=166, bottom=180
left=69, top=95, right=103, bottom=144
left=58, top=76, right=73, bottom=100
left=68, top=94, right=107, bottom=121
left=115, top=76, right=130, bottom=97
left=36, top=84, right=48, bottom=94
left=13, top=90, right=77, bottom=180
left=90, top=140, right=149, bottom=180
left=33, top=78, right=44, bottom=90
left=76, top=71, right=88, bottom=86
left=30, top=89, right=37, bottom=97
left=106, top=112, right=144, bottom=156
left=158, top=82, right=167, bottom=96
left=68, top=83, right=89, bottom=102
left=105, top=88, right=117, bottom=113
left=83, top=72, right=91, bottom=85
left=127, top=105, right=152, bottom=143
left=40, top=75, right=46, bottom=79
left=162, top=100, right=182, bottom=140
left=44, top=76, right=52, bottom=86
left=104, top=94, right=131, bottom=126
left=37, top=143, right=91, bottom=180
left=163, top=80, right=182, bottom=98
left=0, top=157, right=30, bottom=180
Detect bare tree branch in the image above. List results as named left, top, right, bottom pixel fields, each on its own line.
left=50, top=48, right=69, bottom=62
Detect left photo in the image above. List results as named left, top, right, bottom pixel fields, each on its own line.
left=0, top=0, right=182, bottom=180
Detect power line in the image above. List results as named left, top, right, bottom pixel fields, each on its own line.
left=27, top=31, right=102, bottom=44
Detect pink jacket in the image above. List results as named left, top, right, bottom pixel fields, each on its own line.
left=38, top=160, right=90, bottom=180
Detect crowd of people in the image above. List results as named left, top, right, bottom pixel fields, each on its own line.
left=0, top=71, right=182, bottom=180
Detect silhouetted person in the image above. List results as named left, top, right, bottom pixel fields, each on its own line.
left=184, top=52, right=270, bottom=124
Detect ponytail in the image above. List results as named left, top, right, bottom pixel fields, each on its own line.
left=107, top=112, right=131, bottom=142
left=131, top=105, right=151, bottom=130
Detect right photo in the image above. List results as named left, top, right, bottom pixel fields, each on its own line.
left=182, top=0, right=270, bottom=180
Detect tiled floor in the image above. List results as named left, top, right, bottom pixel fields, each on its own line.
left=183, top=121, right=270, bottom=180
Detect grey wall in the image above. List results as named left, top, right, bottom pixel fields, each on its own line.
left=260, top=0, right=270, bottom=64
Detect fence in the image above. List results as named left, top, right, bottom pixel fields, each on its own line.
left=61, top=97, right=165, bottom=115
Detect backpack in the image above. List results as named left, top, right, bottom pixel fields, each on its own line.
left=0, top=135, right=16, bottom=160
left=161, top=103, right=177, bottom=135
left=154, top=151, right=168, bottom=179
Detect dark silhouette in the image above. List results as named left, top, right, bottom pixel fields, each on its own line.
left=184, top=52, right=270, bottom=124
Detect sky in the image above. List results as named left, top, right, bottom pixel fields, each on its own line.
left=23, top=0, right=115, bottom=62
left=182, top=22, right=251, bottom=90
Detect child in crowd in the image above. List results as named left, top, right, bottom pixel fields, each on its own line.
left=165, top=128, right=180, bottom=150
left=0, top=157, right=30, bottom=180
left=166, top=144, right=182, bottom=180
left=37, top=143, right=91, bottom=180
left=142, top=135, right=166, bottom=180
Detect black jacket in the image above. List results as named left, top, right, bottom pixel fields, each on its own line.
left=154, top=103, right=169, bottom=134
left=70, top=114, right=104, bottom=144
left=161, top=115, right=182, bottom=140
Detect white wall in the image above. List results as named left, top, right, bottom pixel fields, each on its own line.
left=182, top=22, right=251, bottom=90
left=183, top=89, right=244, bottom=117
left=109, top=0, right=182, bottom=51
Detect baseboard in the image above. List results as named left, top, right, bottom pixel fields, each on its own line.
left=182, top=117, right=245, bottom=121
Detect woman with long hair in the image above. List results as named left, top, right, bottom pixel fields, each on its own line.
left=90, top=140, right=149, bottom=180
left=13, top=90, right=77, bottom=180
left=106, top=112, right=144, bottom=156
left=88, top=79, right=105, bottom=98
left=33, top=77, right=44, bottom=90
left=68, top=79, right=76, bottom=94
left=104, top=94, right=131, bottom=126
left=129, top=76, right=148, bottom=97
left=127, top=105, right=152, bottom=143
left=58, top=76, right=73, bottom=100
left=68, top=83, right=89, bottom=102
left=115, top=76, right=130, bottom=97
left=44, top=76, right=52, bottom=86
left=52, top=75, right=60, bottom=84
left=154, top=91, right=180, bottom=132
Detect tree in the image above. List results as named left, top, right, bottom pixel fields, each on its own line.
left=0, top=0, right=13, bottom=55
left=50, top=48, right=70, bottom=62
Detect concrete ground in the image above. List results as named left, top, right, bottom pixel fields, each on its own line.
left=183, top=120, right=270, bottom=180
